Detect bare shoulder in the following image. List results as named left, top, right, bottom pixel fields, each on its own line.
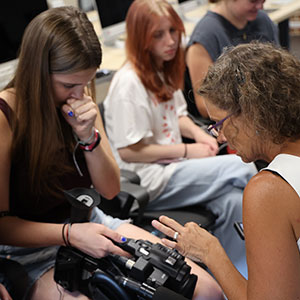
left=186, top=43, right=212, bottom=66
left=0, top=88, right=16, bottom=110
left=243, top=170, right=299, bottom=222
left=243, top=170, right=300, bottom=299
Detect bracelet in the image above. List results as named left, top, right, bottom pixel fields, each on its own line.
left=78, top=129, right=101, bottom=152
left=62, top=223, right=68, bottom=246
left=183, top=143, right=187, bottom=158
left=79, top=127, right=96, bottom=145
left=67, top=223, right=72, bottom=247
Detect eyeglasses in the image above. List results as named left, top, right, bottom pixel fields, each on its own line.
left=207, top=113, right=234, bottom=137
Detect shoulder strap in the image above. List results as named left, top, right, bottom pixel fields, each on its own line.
left=0, top=98, right=13, bottom=127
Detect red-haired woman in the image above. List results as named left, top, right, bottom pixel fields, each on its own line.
left=104, top=0, right=257, bottom=284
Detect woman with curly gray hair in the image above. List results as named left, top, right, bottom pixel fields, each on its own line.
left=153, top=42, right=300, bottom=300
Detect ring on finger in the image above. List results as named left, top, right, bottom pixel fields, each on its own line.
left=173, top=231, right=179, bottom=240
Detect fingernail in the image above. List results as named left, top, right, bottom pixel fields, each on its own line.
left=121, top=237, right=127, bottom=243
left=68, top=111, right=74, bottom=117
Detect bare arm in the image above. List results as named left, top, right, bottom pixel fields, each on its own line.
left=82, top=107, right=120, bottom=199
left=178, top=115, right=218, bottom=153
left=62, top=96, right=120, bottom=199
left=186, top=43, right=213, bottom=119
left=0, top=93, right=126, bottom=258
left=152, top=216, right=248, bottom=300
left=118, top=132, right=218, bottom=163
left=0, top=107, right=66, bottom=247
left=118, top=141, right=186, bottom=163
left=243, top=172, right=300, bottom=300
left=152, top=171, right=300, bottom=300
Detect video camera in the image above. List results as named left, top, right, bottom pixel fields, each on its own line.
left=54, top=188, right=197, bottom=299
left=54, top=238, right=197, bottom=299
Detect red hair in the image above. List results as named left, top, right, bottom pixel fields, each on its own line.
left=125, top=0, right=185, bottom=102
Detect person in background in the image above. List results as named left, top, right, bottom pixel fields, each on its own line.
left=153, top=41, right=300, bottom=300
left=0, top=6, right=223, bottom=300
left=184, top=0, right=279, bottom=120
left=104, top=0, right=257, bottom=280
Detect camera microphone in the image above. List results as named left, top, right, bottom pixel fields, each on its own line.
left=116, top=276, right=190, bottom=300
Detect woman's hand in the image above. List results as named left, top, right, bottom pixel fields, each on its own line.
left=69, top=223, right=130, bottom=258
left=185, top=143, right=218, bottom=158
left=152, top=215, right=219, bottom=265
left=0, top=283, right=12, bottom=300
left=193, top=128, right=219, bottom=154
left=61, top=95, right=98, bottom=141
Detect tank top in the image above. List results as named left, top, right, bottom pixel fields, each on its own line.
left=263, top=153, right=300, bottom=251
left=0, top=97, right=92, bottom=223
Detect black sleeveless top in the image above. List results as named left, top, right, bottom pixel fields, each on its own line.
left=0, top=98, right=92, bottom=223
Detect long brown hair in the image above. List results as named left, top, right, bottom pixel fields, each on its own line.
left=125, top=0, right=185, bottom=102
left=7, top=6, right=102, bottom=196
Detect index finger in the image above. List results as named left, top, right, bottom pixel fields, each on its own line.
left=151, top=215, right=183, bottom=238
left=159, top=215, right=184, bottom=232
left=109, top=244, right=132, bottom=258
left=100, top=226, right=127, bottom=244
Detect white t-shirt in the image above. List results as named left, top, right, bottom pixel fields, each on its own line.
left=104, top=62, right=188, bottom=202
left=263, top=153, right=300, bottom=251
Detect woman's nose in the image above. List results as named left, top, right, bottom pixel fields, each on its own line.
left=166, top=32, right=175, bottom=45
left=217, top=132, right=227, bottom=144
left=256, top=0, right=264, bottom=10
left=71, top=87, right=84, bottom=100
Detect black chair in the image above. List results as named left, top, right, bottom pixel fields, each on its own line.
left=97, top=102, right=217, bottom=235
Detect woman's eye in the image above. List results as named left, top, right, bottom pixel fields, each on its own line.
left=63, top=84, right=76, bottom=89
left=153, top=31, right=163, bottom=39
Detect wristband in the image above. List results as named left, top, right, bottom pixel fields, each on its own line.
left=66, top=223, right=72, bottom=247
left=62, top=223, right=68, bottom=246
left=79, top=127, right=96, bottom=145
left=78, top=128, right=101, bottom=152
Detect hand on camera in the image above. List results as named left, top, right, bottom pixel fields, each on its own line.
left=68, top=222, right=130, bottom=259
left=152, top=215, right=219, bottom=265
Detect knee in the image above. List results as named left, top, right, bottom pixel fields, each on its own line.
left=193, top=275, right=225, bottom=300
left=188, top=259, right=224, bottom=300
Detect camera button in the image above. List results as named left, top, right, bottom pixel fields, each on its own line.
left=139, top=248, right=150, bottom=256
left=165, top=256, right=176, bottom=266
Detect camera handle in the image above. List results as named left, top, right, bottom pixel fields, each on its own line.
left=63, top=188, right=100, bottom=223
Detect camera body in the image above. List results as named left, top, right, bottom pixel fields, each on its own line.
left=54, top=238, right=197, bottom=299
